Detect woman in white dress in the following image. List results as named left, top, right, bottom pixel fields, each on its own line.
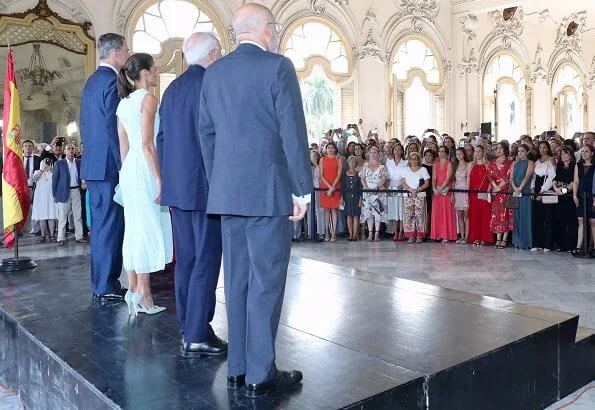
left=116, top=53, right=173, bottom=316
left=386, top=144, right=408, bottom=241
left=31, top=158, right=57, bottom=242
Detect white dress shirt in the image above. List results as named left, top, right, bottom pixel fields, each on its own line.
left=66, top=158, right=79, bottom=187
left=24, top=155, right=34, bottom=187
left=239, top=41, right=310, bottom=205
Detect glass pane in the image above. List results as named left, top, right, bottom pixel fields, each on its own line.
left=300, top=65, right=340, bottom=143
left=161, top=0, right=199, bottom=39
left=144, top=13, right=169, bottom=42
left=404, top=76, right=432, bottom=137
left=497, top=82, right=521, bottom=140
left=282, top=21, right=349, bottom=75
left=392, top=39, right=441, bottom=85
left=133, top=31, right=162, bottom=54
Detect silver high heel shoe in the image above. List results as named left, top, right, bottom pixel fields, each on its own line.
left=133, top=295, right=166, bottom=316
left=130, top=292, right=143, bottom=317
left=124, top=290, right=134, bottom=315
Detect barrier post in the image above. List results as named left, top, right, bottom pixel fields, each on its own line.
left=303, top=189, right=322, bottom=243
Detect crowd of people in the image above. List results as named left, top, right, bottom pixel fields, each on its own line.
left=22, top=137, right=88, bottom=246
left=296, top=128, right=595, bottom=256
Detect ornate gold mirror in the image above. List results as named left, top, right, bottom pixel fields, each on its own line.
left=0, top=0, right=95, bottom=143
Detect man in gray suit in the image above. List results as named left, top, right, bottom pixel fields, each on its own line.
left=199, top=3, right=313, bottom=398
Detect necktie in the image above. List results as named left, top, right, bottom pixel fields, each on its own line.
left=25, top=157, right=31, bottom=181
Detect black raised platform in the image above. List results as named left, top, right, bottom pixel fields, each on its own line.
left=0, top=254, right=593, bottom=409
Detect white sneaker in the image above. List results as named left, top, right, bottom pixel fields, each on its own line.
left=543, top=248, right=551, bottom=253
left=530, top=247, right=541, bottom=252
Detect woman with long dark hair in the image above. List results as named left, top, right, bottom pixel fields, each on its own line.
left=510, top=144, right=535, bottom=250
left=530, top=141, right=556, bottom=252
left=488, top=143, right=514, bottom=249
left=116, top=53, right=173, bottom=316
left=552, top=147, right=577, bottom=252
left=430, top=146, right=457, bottom=242
left=453, top=147, right=470, bottom=243
left=468, top=145, right=493, bottom=246
left=572, top=144, right=595, bottom=255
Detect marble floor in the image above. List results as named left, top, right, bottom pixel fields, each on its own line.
left=291, top=239, right=595, bottom=329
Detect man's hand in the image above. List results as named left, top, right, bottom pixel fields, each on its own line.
left=289, top=201, right=308, bottom=222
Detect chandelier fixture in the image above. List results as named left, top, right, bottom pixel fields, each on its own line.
left=16, top=43, right=61, bottom=88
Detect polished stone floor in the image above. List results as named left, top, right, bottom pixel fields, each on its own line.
left=0, top=234, right=593, bottom=409
left=291, top=239, right=595, bottom=329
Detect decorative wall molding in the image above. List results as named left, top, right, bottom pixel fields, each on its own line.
left=488, top=6, right=524, bottom=50
left=355, top=28, right=388, bottom=64
left=310, top=0, right=349, bottom=15
left=530, top=43, right=547, bottom=84
left=458, top=14, right=478, bottom=77
left=394, top=0, right=439, bottom=33
left=0, top=0, right=92, bottom=33
left=553, top=11, right=587, bottom=60
left=588, top=56, right=595, bottom=90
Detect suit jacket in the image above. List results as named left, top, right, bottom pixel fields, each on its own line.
left=52, top=158, right=81, bottom=203
left=157, top=65, right=209, bottom=211
left=79, top=66, right=121, bottom=182
left=199, top=43, right=313, bottom=217
left=23, top=155, right=41, bottom=183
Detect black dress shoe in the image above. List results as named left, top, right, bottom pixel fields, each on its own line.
left=92, top=287, right=127, bottom=300
left=245, top=370, right=303, bottom=398
left=181, top=333, right=228, bottom=358
left=227, top=375, right=245, bottom=389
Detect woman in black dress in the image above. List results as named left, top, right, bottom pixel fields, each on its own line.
left=422, top=149, right=436, bottom=238
left=572, top=144, right=595, bottom=254
left=341, top=156, right=363, bottom=241
left=552, top=146, right=577, bottom=252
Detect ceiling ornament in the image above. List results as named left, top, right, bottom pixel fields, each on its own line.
left=395, top=0, right=440, bottom=33
left=356, top=9, right=388, bottom=64
left=488, top=6, right=523, bottom=49
left=553, top=11, right=587, bottom=60
left=458, top=14, right=479, bottom=77
left=530, top=43, right=547, bottom=84
left=310, top=0, right=349, bottom=15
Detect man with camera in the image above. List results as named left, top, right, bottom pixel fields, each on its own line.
left=41, top=136, right=66, bottom=165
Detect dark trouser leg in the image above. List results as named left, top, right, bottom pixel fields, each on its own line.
left=543, top=204, right=554, bottom=249
left=221, top=216, right=250, bottom=377
left=185, top=211, right=221, bottom=342
left=87, top=180, right=124, bottom=295
left=245, top=216, right=292, bottom=384
left=171, top=208, right=194, bottom=336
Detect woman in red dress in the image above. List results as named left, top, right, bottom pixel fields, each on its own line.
left=468, top=145, right=493, bottom=246
left=430, top=146, right=457, bottom=241
left=488, top=143, right=514, bottom=248
left=319, top=142, right=343, bottom=242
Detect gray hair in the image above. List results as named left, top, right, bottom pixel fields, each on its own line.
left=183, top=33, right=220, bottom=65
left=98, top=33, right=126, bottom=60
left=232, top=5, right=272, bottom=36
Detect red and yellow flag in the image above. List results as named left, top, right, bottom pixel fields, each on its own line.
left=2, top=49, right=29, bottom=248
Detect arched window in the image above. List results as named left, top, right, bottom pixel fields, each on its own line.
left=482, top=53, right=527, bottom=141
left=126, top=0, right=228, bottom=101
left=390, top=37, right=445, bottom=140
left=551, top=63, right=586, bottom=138
left=281, top=19, right=355, bottom=143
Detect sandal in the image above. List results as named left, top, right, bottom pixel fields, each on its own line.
left=408, top=238, right=414, bottom=244
left=374, top=233, right=380, bottom=242
left=571, top=248, right=583, bottom=256
left=416, top=238, right=423, bottom=244
left=497, top=241, right=507, bottom=249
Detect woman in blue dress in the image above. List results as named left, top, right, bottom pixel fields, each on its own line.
left=510, top=144, right=535, bottom=250
left=116, top=53, right=173, bottom=316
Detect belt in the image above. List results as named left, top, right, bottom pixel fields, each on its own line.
left=70, top=186, right=80, bottom=189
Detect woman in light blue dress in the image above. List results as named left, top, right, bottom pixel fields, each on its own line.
left=116, top=53, right=173, bottom=316
left=510, top=144, right=535, bottom=250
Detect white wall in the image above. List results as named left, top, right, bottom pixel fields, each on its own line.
left=2, top=0, right=594, bottom=141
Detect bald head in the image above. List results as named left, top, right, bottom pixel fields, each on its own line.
left=232, top=3, right=280, bottom=52
left=183, top=32, right=221, bottom=67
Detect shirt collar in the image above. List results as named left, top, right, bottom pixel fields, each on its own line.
left=66, top=157, right=76, bottom=164
left=239, top=41, right=267, bottom=52
left=99, top=62, right=118, bottom=75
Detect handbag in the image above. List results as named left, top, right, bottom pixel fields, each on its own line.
left=476, top=171, right=491, bottom=203
left=504, top=195, right=519, bottom=209
left=541, top=193, right=558, bottom=204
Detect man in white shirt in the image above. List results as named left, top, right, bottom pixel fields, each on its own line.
left=22, top=139, right=41, bottom=235
left=51, top=143, right=86, bottom=246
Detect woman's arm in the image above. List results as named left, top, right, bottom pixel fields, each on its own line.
left=118, top=120, right=129, bottom=164
left=379, top=166, right=387, bottom=188
left=319, top=158, right=331, bottom=187
left=432, top=165, right=437, bottom=190
left=140, top=94, right=161, bottom=202
left=520, top=161, right=535, bottom=191
left=510, top=162, right=518, bottom=190
left=441, top=162, right=453, bottom=189
left=332, top=158, right=343, bottom=188
left=573, top=164, right=579, bottom=206
left=541, top=160, right=556, bottom=192
left=419, top=178, right=430, bottom=192
left=360, top=166, right=368, bottom=189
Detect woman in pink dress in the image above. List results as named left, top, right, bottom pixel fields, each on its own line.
left=431, top=146, right=457, bottom=241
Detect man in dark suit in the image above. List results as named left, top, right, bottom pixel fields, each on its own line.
left=80, top=33, right=129, bottom=300
left=156, top=32, right=227, bottom=358
left=52, top=143, right=86, bottom=246
left=199, top=4, right=313, bottom=398
left=22, top=139, right=41, bottom=235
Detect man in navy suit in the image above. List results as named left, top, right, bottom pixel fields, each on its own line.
left=156, top=32, right=227, bottom=358
left=199, top=4, right=313, bottom=398
left=22, top=139, right=41, bottom=235
left=80, top=33, right=129, bottom=300
left=51, top=143, right=86, bottom=246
